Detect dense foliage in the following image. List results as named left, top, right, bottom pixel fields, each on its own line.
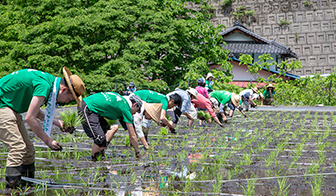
left=0, top=0, right=230, bottom=95
left=238, top=54, right=336, bottom=106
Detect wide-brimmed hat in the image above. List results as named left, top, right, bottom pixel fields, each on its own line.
left=209, top=98, right=219, bottom=108
left=267, top=84, right=275, bottom=89
left=230, top=93, right=241, bottom=107
left=143, top=102, right=162, bottom=123
left=63, top=67, right=85, bottom=108
left=206, top=73, right=214, bottom=80
left=252, top=87, right=258, bottom=93
left=186, top=88, right=198, bottom=99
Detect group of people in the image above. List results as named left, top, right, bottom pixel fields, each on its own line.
left=0, top=68, right=276, bottom=189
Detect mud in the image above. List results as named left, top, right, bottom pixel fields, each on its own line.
left=0, top=106, right=336, bottom=195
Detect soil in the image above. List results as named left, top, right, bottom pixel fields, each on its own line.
left=0, top=106, right=336, bottom=195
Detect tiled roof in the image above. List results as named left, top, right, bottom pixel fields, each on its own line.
left=220, top=21, right=298, bottom=58
left=230, top=57, right=300, bottom=80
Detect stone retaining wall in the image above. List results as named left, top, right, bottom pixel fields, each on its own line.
left=202, top=0, right=336, bottom=76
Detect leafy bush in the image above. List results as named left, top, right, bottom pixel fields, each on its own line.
left=220, top=0, right=232, bottom=8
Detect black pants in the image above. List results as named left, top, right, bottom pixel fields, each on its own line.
left=78, top=101, right=108, bottom=147
left=166, top=108, right=182, bottom=124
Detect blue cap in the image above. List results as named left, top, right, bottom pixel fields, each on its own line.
left=129, top=82, right=135, bottom=87
left=198, top=78, right=205, bottom=83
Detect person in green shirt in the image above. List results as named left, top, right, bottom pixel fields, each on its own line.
left=210, top=90, right=246, bottom=123
left=205, top=73, right=215, bottom=93
left=0, top=67, right=85, bottom=189
left=134, top=90, right=182, bottom=133
left=262, top=84, right=275, bottom=105
left=78, top=92, right=142, bottom=161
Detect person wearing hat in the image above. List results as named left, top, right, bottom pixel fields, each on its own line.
left=121, top=100, right=162, bottom=150
left=166, top=88, right=198, bottom=128
left=205, top=73, right=215, bottom=93
left=239, top=87, right=263, bottom=111
left=195, top=78, right=209, bottom=98
left=0, top=67, right=85, bottom=188
left=262, top=84, right=275, bottom=105
left=210, top=90, right=246, bottom=123
left=78, top=93, right=142, bottom=161
left=134, top=90, right=182, bottom=133
left=190, top=90, right=225, bottom=127
left=125, top=82, right=136, bottom=96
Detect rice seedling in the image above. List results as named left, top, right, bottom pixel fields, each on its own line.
left=59, top=110, right=84, bottom=133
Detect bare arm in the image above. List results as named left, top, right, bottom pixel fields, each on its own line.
left=125, top=122, right=140, bottom=155
left=183, top=112, right=193, bottom=120
left=212, top=116, right=224, bottom=127
left=25, top=96, right=62, bottom=150
left=37, top=110, right=63, bottom=128
left=160, top=109, right=174, bottom=129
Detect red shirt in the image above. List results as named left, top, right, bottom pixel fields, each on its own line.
left=191, top=93, right=216, bottom=117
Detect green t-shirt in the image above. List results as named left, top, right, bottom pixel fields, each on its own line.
left=210, top=90, right=232, bottom=105
left=0, top=69, right=55, bottom=113
left=263, top=90, right=275, bottom=99
left=205, top=80, right=213, bottom=90
left=134, top=90, right=168, bottom=111
left=84, top=92, right=133, bottom=124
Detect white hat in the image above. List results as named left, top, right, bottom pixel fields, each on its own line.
left=206, top=73, right=214, bottom=80
left=210, top=98, right=219, bottom=108
left=186, top=88, right=198, bottom=99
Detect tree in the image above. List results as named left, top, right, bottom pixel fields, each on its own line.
left=0, top=0, right=230, bottom=94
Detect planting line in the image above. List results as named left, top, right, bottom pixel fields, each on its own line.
left=174, top=172, right=336, bottom=183
left=191, top=145, right=334, bottom=154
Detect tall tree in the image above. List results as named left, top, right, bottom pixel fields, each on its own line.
left=0, top=0, right=230, bottom=94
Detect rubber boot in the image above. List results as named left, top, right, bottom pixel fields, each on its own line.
left=21, top=162, right=35, bottom=187
left=5, top=166, right=21, bottom=189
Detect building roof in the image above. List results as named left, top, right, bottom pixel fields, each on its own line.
left=229, top=57, right=300, bottom=80
left=220, top=21, right=298, bottom=58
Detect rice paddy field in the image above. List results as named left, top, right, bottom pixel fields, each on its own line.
left=1, top=106, right=336, bottom=195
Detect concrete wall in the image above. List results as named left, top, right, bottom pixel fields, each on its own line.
left=202, top=0, right=336, bottom=76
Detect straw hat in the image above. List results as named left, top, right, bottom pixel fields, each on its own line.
left=267, top=84, right=275, bottom=89
left=186, top=88, right=198, bottom=99
left=143, top=103, right=162, bottom=123
left=206, top=73, right=214, bottom=80
left=252, top=87, right=258, bottom=93
left=63, top=67, right=85, bottom=108
left=230, top=93, right=241, bottom=107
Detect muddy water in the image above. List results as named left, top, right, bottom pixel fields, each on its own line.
left=0, top=107, right=336, bottom=195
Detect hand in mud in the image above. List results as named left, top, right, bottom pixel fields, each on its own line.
left=220, top=124, right=225, bottom=128
left=49, top=140, right=63, bottom=151
left=60, top=126, right=75, bottom=134
left=198, top=116, right=206, bottom=120
left=169, top=127, right=176, bottom=134
left=135, top=151, right=141, bottom=159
